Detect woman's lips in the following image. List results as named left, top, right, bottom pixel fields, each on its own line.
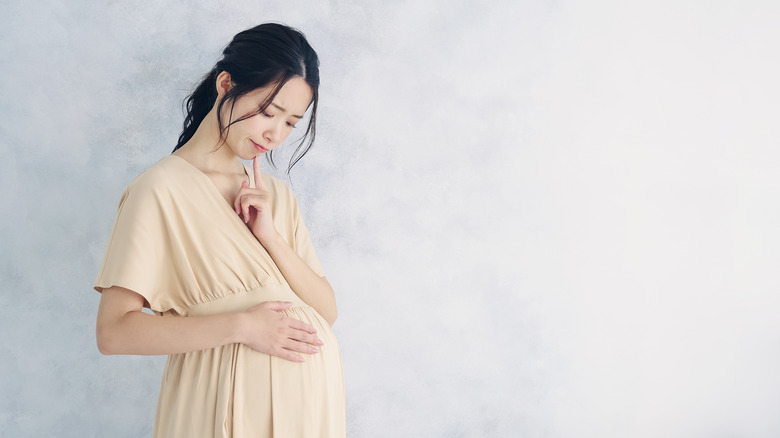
left=251, top=140, right=269, bottom=153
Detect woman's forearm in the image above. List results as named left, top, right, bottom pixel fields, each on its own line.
left=96, top=286, right=244, bottom=355
left=260, top=232, right=338, bottom=325
left=96, top=286, right=323, bottom=362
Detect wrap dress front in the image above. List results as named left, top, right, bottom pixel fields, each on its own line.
left=94, top=154, right=345, bottom=437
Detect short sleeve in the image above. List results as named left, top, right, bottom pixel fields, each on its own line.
left=93, top=177, right=179, bottom=313
left=267, top=175, right=327, bottom=278
left=291, top=199, right=327, bottom=277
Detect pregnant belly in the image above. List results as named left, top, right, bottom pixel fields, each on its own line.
left=155, top=284, right=344, bottom=436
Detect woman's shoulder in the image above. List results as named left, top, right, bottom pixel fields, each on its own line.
left=115, top=155, right=195, bottom=211
left=262, top=172, right=288, bottom=192
left=251, top=171, right=305, bottom=218
left=125, top=155, right=189, bottom=194
left=243, top=163, right=291, bottom=197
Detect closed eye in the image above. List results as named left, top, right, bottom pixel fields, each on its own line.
left=261, top=111, right=296, bottom=128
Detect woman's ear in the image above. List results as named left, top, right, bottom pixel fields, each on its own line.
left=215, top=71, right=233, bottom=97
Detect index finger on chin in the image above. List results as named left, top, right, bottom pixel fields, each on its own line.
left=253, top=156, right=265, bottom=189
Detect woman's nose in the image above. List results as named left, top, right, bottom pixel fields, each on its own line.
left=263, top=122, right=283, bottom=144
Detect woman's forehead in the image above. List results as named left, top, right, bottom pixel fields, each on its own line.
left=244, top=78, right=313, bottom=113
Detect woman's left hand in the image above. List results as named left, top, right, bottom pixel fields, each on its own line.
left=234, top=156, right=277, bottom=243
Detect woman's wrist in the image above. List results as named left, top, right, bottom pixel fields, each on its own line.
left=231, top=311, right=249, bottom=345
left=257, top=229, right=286, bottom=249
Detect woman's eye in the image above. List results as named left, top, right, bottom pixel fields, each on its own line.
left=261, top=111, right=273, bottom=118
left=286, top=122, right=297, bottom=128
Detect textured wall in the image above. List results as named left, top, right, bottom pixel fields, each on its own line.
left=2, top=1, right=780, bottom=437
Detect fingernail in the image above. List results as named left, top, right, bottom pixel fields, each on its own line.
left=317, top=340, right=324, bottom=346
left=310, top=348, right=319, bottom=353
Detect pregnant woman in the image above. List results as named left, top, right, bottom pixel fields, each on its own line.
left=94, top=23, right=345, bottom=437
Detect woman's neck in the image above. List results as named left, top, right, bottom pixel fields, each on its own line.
left=173, top=108, right=241, bottom=175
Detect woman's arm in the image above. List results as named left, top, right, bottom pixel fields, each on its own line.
left=234, top=157, right=338, bottom=325
left=259, top=234, right=338, bottom=326
left=96, top=286, right=324, bottom=362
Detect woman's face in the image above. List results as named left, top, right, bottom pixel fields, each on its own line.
left=221, top=76, right=314, bottom=160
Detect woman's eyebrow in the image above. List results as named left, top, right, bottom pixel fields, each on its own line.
left=270, top=102, right=303, bottom=119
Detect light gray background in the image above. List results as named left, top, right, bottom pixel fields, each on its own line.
left=2, top=1, right=779, bottom=437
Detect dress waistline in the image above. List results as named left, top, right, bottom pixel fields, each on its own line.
left=182, top=283, right=306, bottom=317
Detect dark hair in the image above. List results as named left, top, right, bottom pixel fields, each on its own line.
left=173, top=23, right=320, bottom=173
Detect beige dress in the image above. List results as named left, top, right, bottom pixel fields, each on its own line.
left=94, top=154, right=345, bottom=437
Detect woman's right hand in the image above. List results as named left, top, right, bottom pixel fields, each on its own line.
left=239, top=301, right=323, bottom=363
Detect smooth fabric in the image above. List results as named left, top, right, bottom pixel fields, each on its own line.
left=94, top=154, right=345, bottom=437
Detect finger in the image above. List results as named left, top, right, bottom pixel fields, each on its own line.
left=263, top=301, right=293, bottom=312
left=277, top=346, right=306, bottom=363
left=234, top=180, right=250, bottom=218
left=283, top=352, right=306, bottom=363
left=253, top=156, right=266, bottom=190
left=288, top=319, right=318, bottom=335
left=233, top=190, right=241, bottom=216
left=282, top=339, right=320, bottom=355
left=242, top=199, right=250, bottom=223
left=287, top=329, right=324, bottom=346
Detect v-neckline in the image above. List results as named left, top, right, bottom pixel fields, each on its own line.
left=168, top=153, right=253, bottom=210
